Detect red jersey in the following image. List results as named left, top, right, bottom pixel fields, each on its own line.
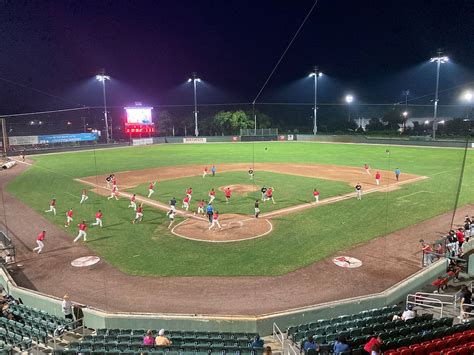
left=112, top=186, right=118, bottom=192
left=198, top=201, right=205, bottom=207
left=130, top=195, right=136, bottom=202
left=149, top=183, right=154, bottom=189
left=183, top=196, right=190, bottom=203
left=204, top=167, right=208, bottom=172
left=422, top=244, right=432, bottom=254
left=186, top=188, right=193, bottom=195
left=67, top=210, right=73, bottom=218
left=50, top=199, right=56, bottom=206
left=267, top=188, right=273, bottom=196
left=137, top=206, right=143, bottom=213
left=375, top=172, right=381, bottom=179
left=82, top=189, right=87, bottom=195
left=213, top=212, right=219, bottom=220
left=313, top=191, right=319, bottom=196
left=79, top=223, right=87, bottom=231
left=456, top=230, right=465, bottom=243
left=112, top=178, right=117, bottom=185
left=209, top=190, right=215, bottom=196
left=225, top=189, right=231, bottom=197
left=364, top=164, right=369, bottom=170
left=96, top=212, right=103, bottom=219
left=37, top=231, right=45, bottom=241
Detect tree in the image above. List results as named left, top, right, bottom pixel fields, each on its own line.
left=156, top=110, right=178, bottom=136
left=381, top=109, right=403, bottom=130
left=365, top=117, right=385, bottom=132
left=213, top=110, right=253, bottom=135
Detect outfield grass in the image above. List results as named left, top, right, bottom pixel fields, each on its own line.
left=6, top=142, right=474, bottom=276
left=130, top=171, right=353, bottom=215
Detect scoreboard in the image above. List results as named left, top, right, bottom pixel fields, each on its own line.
left=124, top=107, right=155, bottom=135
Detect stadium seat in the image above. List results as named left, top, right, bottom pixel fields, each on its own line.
left=399, top=349, right=412, bottom=355
left=434, top=340, right=447, bottom=351
left=458, top=347, right=469, bottom=355
left=411, top=345, right=424, bottom=355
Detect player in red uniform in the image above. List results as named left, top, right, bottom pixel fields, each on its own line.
left=92, top=210, right=103, bottom=227
left=197, top=200, right=205, bottom=215
left=148, top=182, right=156, bottom=198
left=186, top=187, right=193, bottom=202
left=112, top=176, right=117, bottom=188
left=65, top=209, right=73, bottom=227
left=224, top=187, right=232, bottom=203
left=33, top=231, right=46, bottom=254
left=202, top=167, right=208, bottom=178
left=375, top=171, right=381, bottom=185
left=182, top=196, right=190, bottom=211
left=133, top=204, right=144, bottom=224
left=209, top=188, right=216, bottom=204
left=209, top=211, right=222, bottom=230
left=313, top=189, right=320, bottom=203
left=108, top=185, right=119, bottom=200
left=128, top=194, right=137, bottom=210
left=266, top=187, right=275, bottom=204
left=73, top=221, right=87, bottom=243
left=364, top=163, right=371, bottom=175
left=80, top=189, right=88, bottom=204
left=45, top=198, right=57, bottom=215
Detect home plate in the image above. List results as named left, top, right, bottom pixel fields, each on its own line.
left=71, top=256, right=100, bottom=267
left=333, top=256, right=362, bottom=268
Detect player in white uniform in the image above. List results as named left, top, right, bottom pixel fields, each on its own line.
left=167, top=209, right=176, bottom=229
left=80, top=189, right=88, bottom=204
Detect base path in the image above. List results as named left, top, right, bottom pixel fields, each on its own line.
left=1, top=160, right=468, bottom=316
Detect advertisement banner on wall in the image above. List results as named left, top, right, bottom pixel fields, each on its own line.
left=132, top=138, right=154, bottom=146
left=183, top=137, right=207, bottom=144
left=278, top=135, right=286, bottom=141
left=38, top=133, right=98, bottom=144
left=9, top=135, right=39, bottom=146
left=232, top=136, right=239, bottom=142
left=288, top=134, right=294, bottom=141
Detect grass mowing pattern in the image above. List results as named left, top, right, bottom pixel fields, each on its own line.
left=6, top=142, right=474, bottom=276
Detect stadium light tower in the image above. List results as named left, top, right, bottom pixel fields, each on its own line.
left=430, top=50, right=449, bottom=139
left=187, top=73, right=201, bottom=137
left=345, top=94, right=354, bottom=122
left=309, top=66, right=323, bottom=135
left=96, top=71, right=111, bottom=143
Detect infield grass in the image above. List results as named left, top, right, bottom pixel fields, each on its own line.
left=6, top=142, right=474, bottom=276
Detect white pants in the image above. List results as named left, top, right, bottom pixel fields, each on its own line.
left=74, top=230, right=87, bottom=242
left=66, top=216, right=73, bottom=225
left=135, top=212, right=143, bottom=221
left=148, top=189, right=154, bottom=198
left=376, top=179, right=380, bottom=185
left=187, top=194, right=192, bottom=202
left=106, top=181, right=111, bottom=188
left=80, top=195, right=88, bottom=204
left=249, top=174, right=254, bottom=180
left=356, top=190, right=362, bottom=200
left=183, top=202, right=189, bottom=211
left=209, top=219, right=222, bottom=230
left=209, top=195, right=215, bottom=203
left=314, top=196, right=319, bottom=203
left=33, top=240, right=44, bottom=253
left=92, top=218, right=102, bottom=227
left=45, top=206, right=56, bottom=215
left=108, top=192, right=118, bottom=200
left=128, top=201, right=136, bottom=210
left=170, top=205, right=176, bottom=212
left=366, top=169, right=370, bottom=175
left=202, top=172, right=207, bottom=178
left=197, top=207, right=204, bottom=214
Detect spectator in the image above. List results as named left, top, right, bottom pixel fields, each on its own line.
left=456, top=228, right=465, bottom=250
left=460, top=285, right=472, bottom=322
left=464, top=217, right=471, bottom=242
left=143, top=329, right=154, bottom=346
left=263, top=346, right=272, bottom=355
left=446, top=230, right=458, bottom=256
left=62, top=294, right=73, bottom=320
left=251, top=334, right=264, bottom=348
left=303, top=335, right=319, bottom=352
left=364, top=336, right=382, bottom=354
left=370, top=342, right=381, bottom=355
left=155, top=329, right=172, bottom=346
left=420, top=240, right=433, bottom=266
left=393, top=304, right=416, bottom=321
left=333, top=335, right=350, bottom=354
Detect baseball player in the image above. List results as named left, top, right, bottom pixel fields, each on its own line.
left=197, top=200, right=205, bottom=215
left=108, top=185, right=119, bottom=200
left=33, top=231, right=46, bottom=254
left=128, top=194, right=137, bottom=210
left=206, top=203, right=214, bottom=222
left=186, top=187, right=193, bottom=202
left=182, top=195, right=190, bottom=211
left=73, top=221, right=87, bottom=243
left=364, top=163, right=371, bottom=175
left=20, top=152, right=25, bottom=162
left=170, top=197, right=177, bottom=212
left=395, top=168, right=401, bottom=182
left=133, top=204, right=144, bottom=224
left=224, top=187, right=232, bottom=203
left=105, top=174, right=113, bottom=188
left=148, top=182, right=156, bottom=198
left=211, top=165, right=216, bottom=177
left=313, top=189, right=320, bottom=203
left=202, top=167, right=208, bottom=178
left=80, top=189, right=88, bottom=204
left=112, top=175, right=117, bottom=189
left=167, top=209, right=176, bottom=229
left=266, top=187, right=275, bottom=204
left=209, top=210, right=222, bottom=230
left=261, top=187, right=267, bottom=201
left=209, top=188, right=216, bottom=204
left=355, top=183, right=362, bottom=200
left=92, top=210, right=103, bottom=227
left=45, top=198, right=57, bottom=215
left=65, top=209, right=73, bottom=227
left=248, top=168, right=254, bottom=180
left=375, top=171, right=381, bottom=185
left=255, top=200, right=260, bottom=218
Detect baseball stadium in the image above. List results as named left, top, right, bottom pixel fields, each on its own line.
left=1, top=1, right=474, bottom=355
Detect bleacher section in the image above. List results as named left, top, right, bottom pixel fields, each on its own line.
left=59, top=329, right=263, bottom=355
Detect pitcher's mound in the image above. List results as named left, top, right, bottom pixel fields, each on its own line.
left=218, top=184, right=259, bottom=195
left=172, top=213, right=272, bottom=242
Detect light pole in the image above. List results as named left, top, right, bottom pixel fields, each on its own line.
left=188, top=73, right=201, bottom=137
left=309, top=67, right=323, bottom=134
left=430, top=50, right=449, bottom=139
left=96, top=71, right=111, bottom=143
left=345, top=95, right=354, bottom=122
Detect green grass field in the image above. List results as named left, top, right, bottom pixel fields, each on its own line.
left=7, top=142, right=474, bottom=276
left=131, top=171, right=353, bottom=215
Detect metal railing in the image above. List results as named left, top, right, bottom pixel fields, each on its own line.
left=272, top=322, right=284, bottom=348
left=241, top=128, right=278, bottom=136
left=407, top=293, right=446, bottom=317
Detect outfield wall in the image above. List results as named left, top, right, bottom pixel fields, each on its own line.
left=0, top=259, right=447, bottom=335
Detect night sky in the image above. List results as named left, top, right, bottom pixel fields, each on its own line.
left=1, top=0, right=474, bottom=113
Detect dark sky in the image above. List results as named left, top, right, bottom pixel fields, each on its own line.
left=1, top=0, right=474, bottom=113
